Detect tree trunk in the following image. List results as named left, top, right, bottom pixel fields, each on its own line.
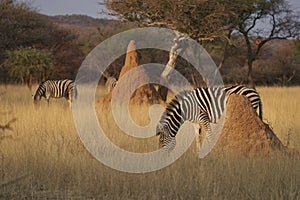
left=214, top=39, right=230, bottom=83
left=247, top=60, right=255, bottom=89
left=243, top=32, right=255, bottom=89
left=282, top=74, right=287, bottom=86
left=28, top=73, right=33, bottom=91
left=20, top=75, right=24, bottom=85
left=158, top=85, right=168, bottom=101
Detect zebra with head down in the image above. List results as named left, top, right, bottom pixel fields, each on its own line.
left=156, top=85, right=262, bottom=153
left=33, top=79, right=76, bottom=108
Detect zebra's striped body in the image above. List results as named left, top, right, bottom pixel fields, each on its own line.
left=156, top=85, right=262, bottom=151
left=34, top=79, right=76, bottom=108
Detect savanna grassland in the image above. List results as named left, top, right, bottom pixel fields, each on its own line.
left=0, top=85, right=299, bottom=199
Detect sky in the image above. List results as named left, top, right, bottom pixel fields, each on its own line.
left=22, top=0, right=300, bottom=19
left=27, top=0, right=108, bottom=19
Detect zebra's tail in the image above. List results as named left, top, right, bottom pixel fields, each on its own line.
left=258, top=101, right=263, bottom=120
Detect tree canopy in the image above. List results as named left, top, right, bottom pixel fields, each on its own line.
left=104, top=0, right=300, bottom=87
left=0, top=0, right=49, bottom=53
left=2, top=47, right=53, bottom=90
left=104, top=0, right=236, bottom=41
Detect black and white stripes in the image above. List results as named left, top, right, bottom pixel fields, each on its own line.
left=156, top=85, right=262, bottom=152
left=33, top=79, right=76, bottom=108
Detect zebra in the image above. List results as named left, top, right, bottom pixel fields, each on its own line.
left=102, top=71, right=118, bottom=93
left=33, top=79, right=76, bottom=108
left=105, top=76, right=117, bottom=93
left=156, top=85, right=262, bottom=152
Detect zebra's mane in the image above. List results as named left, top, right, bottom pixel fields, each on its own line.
left=38, top=80, right=47, bottom=86
left=37, top=81, right=47, bottom=91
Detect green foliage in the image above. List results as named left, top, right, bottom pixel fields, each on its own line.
left=2, top=47, right=53, bottom=87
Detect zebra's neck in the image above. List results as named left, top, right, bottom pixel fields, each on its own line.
left=160, top=98, right=184, bottom=137
left=193, top=87, right=227, bottom=123
left=36, top=83, right=46, bottom=97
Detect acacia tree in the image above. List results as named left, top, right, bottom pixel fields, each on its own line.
left=104, top=0, right=235, bottom=41
left=232, top=0, right=300, bottom=87
left=103, top=0, right=300, bottom=88
left=2, top=47, right=53, bottom=90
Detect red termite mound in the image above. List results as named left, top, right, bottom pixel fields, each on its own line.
left=210, top=95, right=298, bottom=158
left=97, top=40, right=162, bottom=125
left=98, top=40, right=161, bottom=105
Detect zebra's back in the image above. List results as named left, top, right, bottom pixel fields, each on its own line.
left=44, top=80, right=75, bottom=98
left=183, top=85, right=262, bottom=123
left=192, top=87, right=227, bottom=123
left=225, top=85, right=262, bottom=116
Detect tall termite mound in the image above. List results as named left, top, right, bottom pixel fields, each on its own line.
left=117, top=40, right=161, bottom=106
left=97, top=40, right=162, bottom=126
left=210, top=95, right=298, bottom=158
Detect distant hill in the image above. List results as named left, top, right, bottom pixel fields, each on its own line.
left=43, top=14, right=135, bottom=46
left=42, top=14, right=115, bottom=40
left=48, top=14, right=116, bottom=27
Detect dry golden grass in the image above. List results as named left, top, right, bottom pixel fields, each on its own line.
left=257, top=87, right=300, bottom=149
left=0, top=85, right=299, bottom=199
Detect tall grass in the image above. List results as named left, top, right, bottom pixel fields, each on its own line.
left=0, top=85, right=299, bottom=199
left=257, top=87, right=300, bottom=149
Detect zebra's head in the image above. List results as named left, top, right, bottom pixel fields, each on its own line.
left=33, top=82, right=46, bottom=103
left=156, top=123, right=176, bottom=151
left=33, top=93, right=42, bottom=103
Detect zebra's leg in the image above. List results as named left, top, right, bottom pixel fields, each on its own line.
left=68, top=99, right=72, bottom=109
left=193, top=124, right=201, bottom=153
left=199, top=115, right=213, bottom=153
left=198, top=127, right=203, bottom=151
left=68, top=91, right=74, bottom=109
left=45, top=91, right=51, bottom=106
left=64, top=94, right=72, bottom=109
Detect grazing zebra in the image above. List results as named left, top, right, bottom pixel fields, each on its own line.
left=33, top=79, right=76, bottom=108
left=156, top=85, right=262, bottom=152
